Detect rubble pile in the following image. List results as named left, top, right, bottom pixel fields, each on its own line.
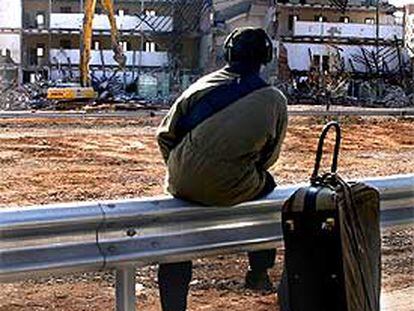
left=0, top=76, right=168, bottom=111
left=283, top=78, right=414, bottom=108
left=0, top=76, right=54, bottom=110
left=90, top=72, right=169, bottom=108
left=0, top=78, right=31, bottom=111
left=382, top=86, right=412, bottom=108
left=282, top=39, right=414, bottom=108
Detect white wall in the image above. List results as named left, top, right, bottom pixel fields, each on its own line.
left=294, top=21, right=403, bottom=40
left=214, top=0, right=246, bottom=12
left=50, top=14, right=173, bottom=32
left=406, top=14, right=414, bottom=57
left=50, top=49, right=169, bottom=67
left=0, top=0, right=22, bottom=63
left=0, top=35, right=21, bottom=63
left=0, top=0, right=22, bottom=28
left=283, top=42, right=405, bottom=72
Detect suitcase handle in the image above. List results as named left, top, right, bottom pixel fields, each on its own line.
left=311, top=121, right=341, bottom=184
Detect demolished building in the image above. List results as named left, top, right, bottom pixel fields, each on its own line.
left=0, top=0, right=213, bottom=102
left=276, top=0, right=412, bottom=106
left=212, top=0, right=412, bottom=107
left=210, top=0, right=278, bottom=82
left=0, top=0, right=412, bottom=108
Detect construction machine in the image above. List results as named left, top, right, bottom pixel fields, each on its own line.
left=47, top=0, right=126, bottom=101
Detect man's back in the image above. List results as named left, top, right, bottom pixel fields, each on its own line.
left=156, top=27, right=288, bottom=311
left=157, top=67, right=287, bottom=205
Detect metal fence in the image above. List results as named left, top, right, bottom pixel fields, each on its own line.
left=1, top=174, right=413, bottom=311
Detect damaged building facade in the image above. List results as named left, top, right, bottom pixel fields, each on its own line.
left=211, top=1, right=275, bottom=67
left=276, top=0, right=411, bottom=105
left=0, top=0, right=412, bottom=106
left=405, top=3, right=414, bottom=82
left=0, top=0, right=21, bottom=87
left=405, top=4, right=414, bottom=56
left=0, top=0, right=212, bottom=100
left=212, top=0, right=412, bottom=106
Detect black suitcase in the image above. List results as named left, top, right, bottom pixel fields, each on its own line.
left=279, top=122, right=381, bottom=311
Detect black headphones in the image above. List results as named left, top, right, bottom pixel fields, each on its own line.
left=224, top=28, right=273, bottom=65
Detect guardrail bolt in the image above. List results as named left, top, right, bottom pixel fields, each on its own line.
left=126, top=228, right=137, bottom=237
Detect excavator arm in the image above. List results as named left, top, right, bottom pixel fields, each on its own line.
left=80, top=0, right=126, bottom=87
left=47, top=0, right=127, bottom=100
left=79, top=0, right=96, bottom=87
left=101, top=0, right=126, bottom=69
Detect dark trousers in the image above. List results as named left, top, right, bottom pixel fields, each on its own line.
left=158, top=249, right=276, bottom=311
left=158, top=174, right=277, bottom=311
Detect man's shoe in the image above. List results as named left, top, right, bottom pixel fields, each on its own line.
left=245, top=270, right=274, bottom=291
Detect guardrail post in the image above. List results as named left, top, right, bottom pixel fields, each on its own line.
left=115, top=266, right=136, bottom=311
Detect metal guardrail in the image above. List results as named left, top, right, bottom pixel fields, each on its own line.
left=0, top=109, right=413, bottom=119
left=288, top=109, right=414, bottom=117
left=0, top=174, right=413, bottom=311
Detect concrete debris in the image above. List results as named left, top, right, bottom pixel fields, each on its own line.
left=0, top=73, right=168, bottom=111
left=0, top=78, right=30, bottom=111
left=382, top=86, right=413, bottom=108
left=283, top=40, right=414, bottom=108
left=1, top=74, right=413, bottom=111
left=0, top=77, right=51, bottom=111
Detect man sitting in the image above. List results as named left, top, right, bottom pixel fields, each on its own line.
left=156, top=27, right=288, bottom=311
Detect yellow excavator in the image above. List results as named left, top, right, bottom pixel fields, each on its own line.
left=47, top=0, right=126, bottom=100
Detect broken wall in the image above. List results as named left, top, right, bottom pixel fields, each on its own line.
left=277, top=6, right=394, bottom=36
left=0, top=0, right=22, bottom=64
left=283, top=43, right=406, bottom=73
left=0, top=35, right=21, bottom=64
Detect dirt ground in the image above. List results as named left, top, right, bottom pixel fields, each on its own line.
left=0, top=115, right=413, bottom=310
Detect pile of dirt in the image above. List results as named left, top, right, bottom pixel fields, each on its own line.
left=0, top=116, right=412, bottom=310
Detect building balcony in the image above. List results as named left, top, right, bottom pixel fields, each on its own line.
left=49, top=13, right=173, bottom=32
left=50, top=49, right=169, bottom=67
left=293, top=21, right=403, bottom=41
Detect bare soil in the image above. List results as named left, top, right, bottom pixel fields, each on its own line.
left=0, top=116, right=413, bottom=310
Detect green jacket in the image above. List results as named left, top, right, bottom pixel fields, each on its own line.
left=157, top=68, right=288, bottom=206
